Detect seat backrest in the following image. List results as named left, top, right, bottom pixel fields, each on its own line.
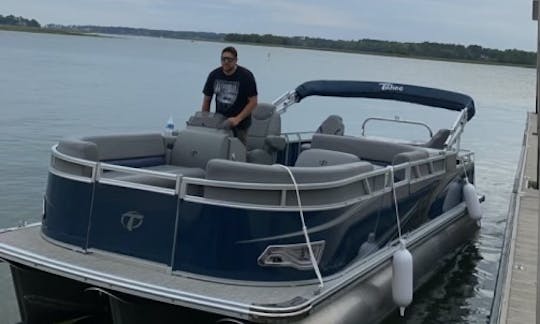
left=170, top=128, right=245, bottom=168
left=204, top=159, right=374, bottom=205
left=246, top=103, right=281, bottom=151
left=58, top=133, right=166, bottom=165
left=316, top=115, right=345, bottom=135
left=423, top=129, right=450, bottom=149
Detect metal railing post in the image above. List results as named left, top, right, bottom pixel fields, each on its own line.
left=536, top=0, right=540, bottom=186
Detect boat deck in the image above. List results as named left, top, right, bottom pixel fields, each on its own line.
left=495, top=112, right=539, bottom=323
left=0, top=225, right=332, bottom=319
left=0, top=202, right=472, bottom=322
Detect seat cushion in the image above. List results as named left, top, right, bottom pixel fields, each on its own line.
left=311, top=134, right=428, bottom=165
left=246, top=149, right=273, bottom=165
left=295, top=149, right=360, bottom=167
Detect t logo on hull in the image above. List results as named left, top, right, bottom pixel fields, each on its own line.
left=121, top=211, right=144, bottom=231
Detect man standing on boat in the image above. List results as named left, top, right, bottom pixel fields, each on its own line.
left=202, top=46, right=258, bottom=145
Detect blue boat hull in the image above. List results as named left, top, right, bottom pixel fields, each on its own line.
left=42, top=168, right=470, bottom=282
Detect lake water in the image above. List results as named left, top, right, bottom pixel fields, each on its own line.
left=0, top=30, right=534, bottom=323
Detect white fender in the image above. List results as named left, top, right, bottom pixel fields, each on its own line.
left=442, top=180, right=461, bottom=212
left=463, top=180, right=482, bottom=220
left=358, top=232, right=378, bottom=258
left=392, top=240, right=413, bottom=316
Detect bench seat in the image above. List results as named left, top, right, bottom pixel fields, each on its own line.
left=311, top=134, right=430, bottom=165
left=204, top=159, right=376, bottom=206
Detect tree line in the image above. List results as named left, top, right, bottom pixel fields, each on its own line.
left=47, top=25, right=225, bottom=42
left=2, top=16, right=535, bottom=67
left=65, top=26, right=535, bottom=67
left=0, top=14, right=40, bottom=28
left=224, top=33, right=535, bottom=67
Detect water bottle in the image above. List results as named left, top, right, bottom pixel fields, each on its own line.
left=164, top=116, right=174, bottom=136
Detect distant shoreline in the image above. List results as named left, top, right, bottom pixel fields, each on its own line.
left=225, top=40, right=536, bottom=69
left=0, top=25, right=98, bottom=37
left=1, top=24, right=534, bottom=69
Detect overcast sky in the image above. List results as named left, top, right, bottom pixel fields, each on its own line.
left=3, top=0, right=538, bottom=51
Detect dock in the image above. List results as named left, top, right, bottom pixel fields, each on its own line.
left=491, top=112, right=539, bottom=323
left=491, top=4, right=540, bottom=322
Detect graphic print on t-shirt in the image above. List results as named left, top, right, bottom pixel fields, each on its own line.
left=214, top=79, right=239, bottom=107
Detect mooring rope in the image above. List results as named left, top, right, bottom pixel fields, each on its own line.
left=275, top=164, right=324, bottom=290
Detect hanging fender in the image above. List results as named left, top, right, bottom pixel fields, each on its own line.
left=463, top=179, right=482, bottom=221
left=392, top=239, right=413, bottom=317
left=442, top=180, right=462, bottom=212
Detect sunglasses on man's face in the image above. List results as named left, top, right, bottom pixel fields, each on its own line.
left=221, top=56, right=236, bottom=63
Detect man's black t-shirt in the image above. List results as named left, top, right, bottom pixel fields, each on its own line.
left=203, top=65, right=257, bottom=130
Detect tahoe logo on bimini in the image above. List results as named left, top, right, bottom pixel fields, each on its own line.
left=121, top=211, right=144, bottom=231
left=379, top=82, right=404, bottom=92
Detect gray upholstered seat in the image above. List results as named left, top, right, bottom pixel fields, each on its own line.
left=204, top=159, right=374, bottom=206
left=316, top=115, right=345, bottom=135
left=186, top=111, right=229, bottom=130
left=423, top=129, right=451, bottom=149
left=311, top=134, right=429, bottom=165
left=302, top=115, right=345, bottom=150
left=57, top=133, right=166, bottom=163
left=170, top=128, right=237, bottom=168
left=56, top=133, right=167, bottom=176
left=246, top=103, right=286, bottom=164
left=295, top=149, right=360, bottom=167
left=104, top=127, right=246, bottom=189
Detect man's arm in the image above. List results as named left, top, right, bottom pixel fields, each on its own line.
left=228, top=95, right=258, bottom=127
left=201, top=95, right=212, bottom=112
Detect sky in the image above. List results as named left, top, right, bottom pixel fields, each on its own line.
left=3, top=0, right=538, bottom=51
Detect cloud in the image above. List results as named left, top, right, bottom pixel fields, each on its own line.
left=222, top=0, right=362, bottom=30
left=1, top=0, right=536, bottom=50
left=270, top=2, right=362, bottom=30
left=187, top=0, right=361, bottom=34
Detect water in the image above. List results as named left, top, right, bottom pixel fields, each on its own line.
left=0, top=30, right=534, bottom=323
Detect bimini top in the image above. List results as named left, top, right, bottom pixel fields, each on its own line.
left=290, top=80, right=476, bottom=120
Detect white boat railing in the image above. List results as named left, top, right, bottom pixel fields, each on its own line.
left=179, top=153, right=454, bottom=210
left=446, top=109, right=468, bottom=151
left=361, top=117, right=434, bottom=138
left=49, top=145, right=476, bottom=211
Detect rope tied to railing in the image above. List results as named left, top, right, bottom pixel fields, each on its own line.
left=274, top=164, right=324, bottom=292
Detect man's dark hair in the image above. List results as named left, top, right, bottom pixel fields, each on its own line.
left=222, top=46, right=237, bottom=58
